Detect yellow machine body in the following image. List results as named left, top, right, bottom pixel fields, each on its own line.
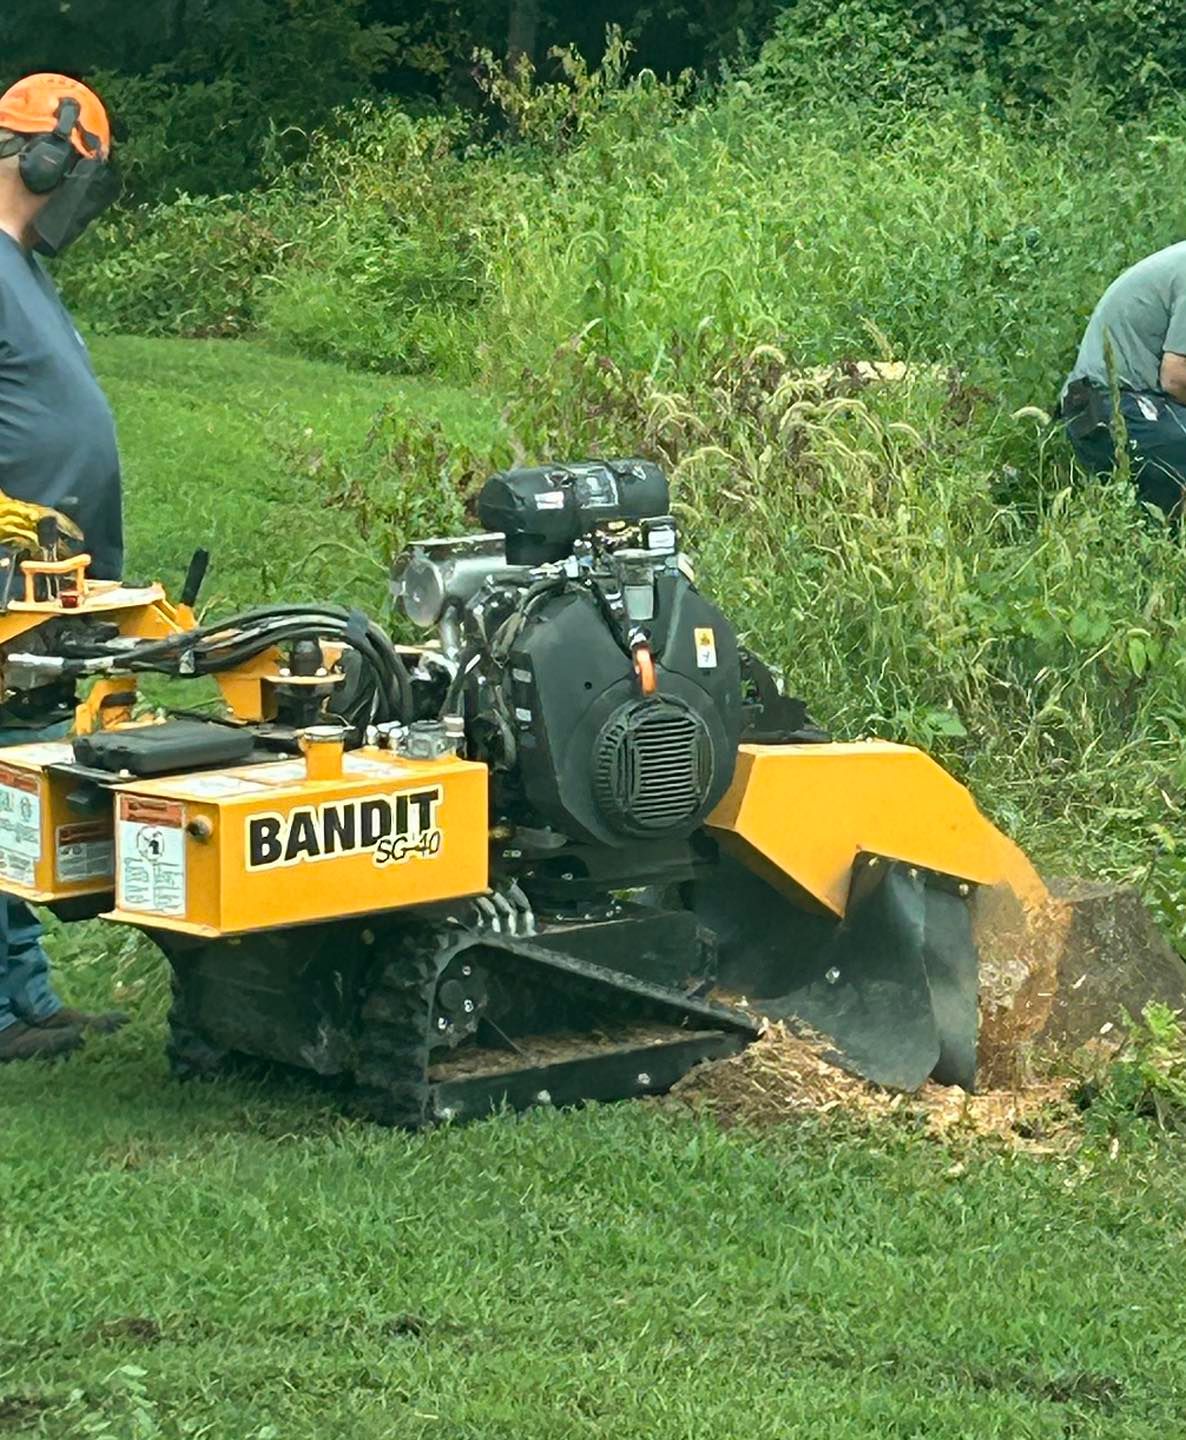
left=104, top=747, right=489, bottom=938
left=0, top=738, right=115, bottom=903
left=0, top=575, right=190, bottom=650
left=706, top=741, right=1049, bottom=917
left=0, top=573, right=290, bottom=727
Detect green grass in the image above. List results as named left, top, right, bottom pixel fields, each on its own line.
left=3, top=336, right=1186, bottom=1439
left=7, top=1029, right=1186, bottom=1440
left=95, top=334, right=500, bottom=614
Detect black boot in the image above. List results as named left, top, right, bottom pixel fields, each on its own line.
left=34, top=1006, right=129, bottom=1035
left=0, top=1021, right=84, bottom=1061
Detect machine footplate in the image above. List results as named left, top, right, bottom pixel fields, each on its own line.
left=429, top=1028, right=746, bottom=1122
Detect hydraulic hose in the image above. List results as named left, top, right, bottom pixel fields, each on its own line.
left=59, top=603, right=414, bottom=724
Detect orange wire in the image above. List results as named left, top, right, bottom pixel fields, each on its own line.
left=634, top=644, right=657, bottom=695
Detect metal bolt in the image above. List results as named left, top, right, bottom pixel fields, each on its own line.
left=909, top=868, right=919, bottom=879
left=867, top=856, right=879, bottom=868
left=535, top=1089, right=552, bottom=1105
left=436, top=1016, right=448, bottom=1031
left=637, top=1072, right=652, bottom=1088
left=279, top=667, right=291, bottom=678
left=461, top=965, right=472, bottom=977
left=361, top=929, right=375, bottom=946
left=316, top=666, right=328, bottom=677
left=463, top=999, right=475, bottom=1014
left=825, top=966, right=841, bottom=985
left=439, top=1107, right=456, bottom=1122
left=958, top=883, right=970, bottom=898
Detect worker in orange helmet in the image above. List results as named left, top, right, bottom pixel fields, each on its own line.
left=0, top=75, right=127, bottom=1062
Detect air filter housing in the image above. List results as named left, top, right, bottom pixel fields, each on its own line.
left=478, top=459, right=669, bottom=565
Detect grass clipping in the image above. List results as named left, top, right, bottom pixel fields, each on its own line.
left=668, top=1022, right=1076, bottom=1148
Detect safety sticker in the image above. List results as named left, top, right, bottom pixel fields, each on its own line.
left=117, top=796, right=186, bottom=917
left=0, top=763, right=41, bottom=886
left=55, top=822, right=115, bottom=884
left=343, top=754, right=406, bottom=777
left=171, top=773, right=269, bottom=799
left=573, top=467, right=619, bottom=508
left=5, top=741, right=75, bottom=767
left=694, top=626, right=718, bottom=670
left=246, top=760, right=309, bottom=785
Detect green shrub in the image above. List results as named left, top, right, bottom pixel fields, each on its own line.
left=63, top=195, right=285, bottom=338
left=754, top=0, right=1186, bottom=113
left=1079, top=1003, right=1186, bottom=1137
left=59, top=37, right=1186, bottom=405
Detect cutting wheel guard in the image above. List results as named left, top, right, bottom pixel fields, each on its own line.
left=691, top=852, right=979, bottom=1092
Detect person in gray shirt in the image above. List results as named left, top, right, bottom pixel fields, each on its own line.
left=1061, top=242, right=1186, bottom=516
left=0, top=74, right=127, bottom=1063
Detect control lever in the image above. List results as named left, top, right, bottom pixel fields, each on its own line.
left=180, top=548, right=210, bottom=609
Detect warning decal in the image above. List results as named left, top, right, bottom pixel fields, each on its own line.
left=56, top=822, right=115, bottom=885
left=117, top=795, right=186, bottom=917
left=0, top=764, right=40, bottom=886
left=694, top=626, right=718, bottom=670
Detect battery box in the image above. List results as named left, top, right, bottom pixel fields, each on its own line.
left=0, top=739, right=115, bottom=904
left=105, top=746, right=489, bottom=937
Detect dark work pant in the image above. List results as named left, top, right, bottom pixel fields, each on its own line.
left=1068, top=391, right=1186, bottom=518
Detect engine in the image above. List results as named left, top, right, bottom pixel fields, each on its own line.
left=391, top=460, right=742, bottom=869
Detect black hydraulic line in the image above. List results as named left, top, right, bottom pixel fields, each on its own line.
left=65, top=603, right=415, bottom=723
left=490, top=577, right=569, bottom=663
left=440, top=644, right=483, bottom=718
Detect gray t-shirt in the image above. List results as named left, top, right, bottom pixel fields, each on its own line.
left=1065, top=242, right=1186, bottom=398
left=0, top=232, right=122, bottom=579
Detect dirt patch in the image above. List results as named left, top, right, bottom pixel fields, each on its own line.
left=1033, top=1371, right=1125, bottom=1410
left=668, top=1022, right=1078, bottom=1147
left=429, top=1025, right=685, bottom=1080
left=0, top=1394, right=55, bottom=1430
left=84, top=1316, right=163, bottom=1346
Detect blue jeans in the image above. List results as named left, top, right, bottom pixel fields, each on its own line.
left=1067, top=390, right=1186, bottom=517
left=0, top=722, right=70, bottom=1031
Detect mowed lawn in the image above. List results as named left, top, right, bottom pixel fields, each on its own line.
left=2, top=337, right=1186, bottom=1439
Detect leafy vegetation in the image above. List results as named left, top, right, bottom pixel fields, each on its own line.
left=1, top=312, right=1184, bottom=1440
left=756, top=0, right=1186, bottom=113
left=59, top=44, right=1186, bottom=404
left=1, top=0, right=776, bottom=201
left=1080, top=1003, right=1186, bottom=1138
left=6, top=10, right=1186, bottom=1430
left=57, top=44, right=1186, bottom=942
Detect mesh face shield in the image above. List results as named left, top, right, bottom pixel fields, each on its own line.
left=30, top=157, right=122, bottom=257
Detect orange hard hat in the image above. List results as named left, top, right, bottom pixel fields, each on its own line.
left=0, top=74, right=111, bottom=158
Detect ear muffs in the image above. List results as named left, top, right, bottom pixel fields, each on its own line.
left=18, top=97, right=84, bottom=195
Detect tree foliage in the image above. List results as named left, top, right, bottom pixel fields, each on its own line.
left=1, top=0, right=778, bottom=199
left=6, top=0, right=1186, bottom=202
left=755, top=0, right=1186, bottom=112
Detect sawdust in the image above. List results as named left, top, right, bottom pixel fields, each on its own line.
left=668, top=1021, right=1079, bottom=1149
left=429, top=1024, right=684, bottom=1079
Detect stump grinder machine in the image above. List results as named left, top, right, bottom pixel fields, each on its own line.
left=0, top=461, right=1155, bottom=1123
